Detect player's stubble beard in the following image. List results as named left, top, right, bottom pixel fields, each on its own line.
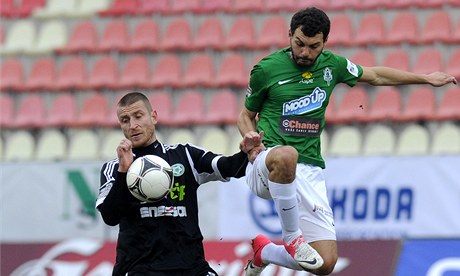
left=289, top=45, right=324, bottom=68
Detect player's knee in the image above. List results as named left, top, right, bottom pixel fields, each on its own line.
left=315, top=254, right=337, bottom=275
left=268, top=146, right=298, bottom=181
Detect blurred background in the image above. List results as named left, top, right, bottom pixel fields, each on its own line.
left=1, top=0, right=459, bottom=275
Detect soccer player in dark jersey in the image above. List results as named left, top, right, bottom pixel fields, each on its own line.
left=96, top=92, right=262, bottom=276
left=238, top=7, right=457, bottom=276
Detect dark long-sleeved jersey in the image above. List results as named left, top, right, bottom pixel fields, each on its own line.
left=96, top=140, right=248, bottom=275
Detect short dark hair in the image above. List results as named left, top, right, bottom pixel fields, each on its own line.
left=290, top=7, right=330, bottom=41
left=118, top=92, right=152, bottom=112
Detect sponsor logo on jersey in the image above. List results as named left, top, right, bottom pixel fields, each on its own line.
left=140, top=206, right=187, bottom=218
left=300, top=71, right=314, bottom=84
left=282, top=87, right=326, bottom=115
left=323, top=67, right=333, bottom=86
left=279, top=116, right=321, bottom=136
left=346, top=59, right=359, bottom=77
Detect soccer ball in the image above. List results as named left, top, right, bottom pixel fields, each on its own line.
left=126, top=155, right=174, bottom=202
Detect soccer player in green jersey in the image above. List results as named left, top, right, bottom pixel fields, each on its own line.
left=238, top=7, right=458, bottom=276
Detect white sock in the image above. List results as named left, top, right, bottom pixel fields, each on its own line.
left=268, top=180, right=301, bottom=244
left=262, top=243, right=303, bottom=270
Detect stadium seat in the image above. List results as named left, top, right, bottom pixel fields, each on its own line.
left=87, top=56, right=119, bottom=90
left=412, top=48, right=444, bottom=75
left=72, top=0, right=111, bottom=18
left=382, top=49, right=410, bottom=71
left=4, top=130, right=35, bottom=161
left=96, top=19, right=129, bottom=52
left=229, top=0, right=264, bottom=13
left=334, top=87, right=369, bottom=124
left=125, top=19, right=160, bottom=52
left=33, top=0, right=78, bottom=18
left=0, top=0, right=15, bottom=17
left=168, top=0, right=201, bottom=14
left=0, top=58, right=24, bottom=91
left=183, top=55, right=215, bottom=87
left=67, top=129, right=99, bottom=160
left=26, top=20, right=67, bottom=55
left=56, top=21, right=98, bottom=54
left=117, top=55, right=150, bottom=89
left=160, top=18, right=193, bottom=52
left=193, top=17, right=225, bottom=51
left=99, top=0, right=140, bottom=16
left=327, top=14, right=354, bottom=47
left=100, top=129, right=124, bottom=160
left=419, top=11, right=453, bottom=44
left=45, top=93, right=78, bottom=128
left=103, top=93, right=124, bottom=128
left=366, top=87, right=402, bottom=122
left=326, top=0, right=361, bottom=10
left=445, top=49, right=460, bottom=80
left=416, top=0, right=448, bottom=9
left=395, top=123, right=430, bottom=156
left=354, top=0, right=392, bottom=10
left=35, top=129, right=67, bottom=161
left=354, top=13, right=386, bottom=46
left=350, top=49, right=376, bottom=67
left=0, top=20, right=35, bottom=55
left=328, top=126, right=362, bottom=156
left=325, top=94, right=338, bottom=125
left=257, top=15, right=288, bottom=49
left=15, top=0, right=46, bottom=18
left=446, top=19, right=460, bottom=44
left=430, top=87, right=460, bottom=121
left=149, top=91, right=175, bottom=126
left=199, top=127, right=230, bottom=155
left=171, top=90, right=206, bottom=126
left=396, top=87, right=436, bottom=122
left=362, top=125, right=396, bottom=156
left=198, top=0, right=231, bottom=13
left=431, top=123, right=460, bottom=155
left=449, top=0, right=460, bottom=6
left=204, top=89, right=239, bottom=125
left=167, top=128, right=197, bottom=146
left=55, top=57, right=88, bottom=91
left=215, top=53, right=248, bottom=88
left=264, top=0, right=296, bottom=12
left=150, top=54, right=182, bottom=88
left=137, top=0, right=170, bottom=15
left=386, top=12, right=418, bottom=45
left=385, top=0, right=423, bottom=9
left=22, top=57, right=58, bottom=91
left=224, top=16, right=258, bottom=50
left=74, top=93, right=109, bottom=127
left=13, top=94, right=46, bottom=128
left=0, top=94, right=14, bottom=129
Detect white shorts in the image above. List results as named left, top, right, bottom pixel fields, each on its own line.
left=245, top=148, right=336, bottom=242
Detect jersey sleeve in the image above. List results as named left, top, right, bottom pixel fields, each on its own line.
left=245, top=64, right=269, bottom=112
left=335, top=54, right=363, bottom=87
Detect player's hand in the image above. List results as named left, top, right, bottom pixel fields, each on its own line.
left=248, top=145, right=265, bottom=163
left=240, top=131, right=264, bottom=153
left=427, top=72, right=457, bottom=87
left=117, top=138, right=134, bottom=172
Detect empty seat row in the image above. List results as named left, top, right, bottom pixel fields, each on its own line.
left=0, top=89, right=242, bottom=129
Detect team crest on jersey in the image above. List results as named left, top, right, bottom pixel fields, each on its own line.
left=172, top=163, right=185, bottom=177
left=323, top=67, right=333, bottom=86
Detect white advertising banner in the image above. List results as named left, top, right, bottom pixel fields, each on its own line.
left=219, top=156, right=460, bottom=240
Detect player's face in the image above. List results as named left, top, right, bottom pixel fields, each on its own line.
left=289, top=27, right=325, bottom=67
left=117, top=100, right=157, bottom=148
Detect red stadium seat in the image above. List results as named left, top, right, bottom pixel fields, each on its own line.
left=160, top=18, right=193, bottom=52
left=327, top=0, right=361, bottom=10
left=0, top=94, right=14, bottom=128
left=13, top=94, right=46, bottom=128
left=396, top=87, right=436, bottom=122
left=198, top=0, right=231, bottom=13
left=334, top=87, right=369, bottom=124
left=150, top=55, right=182, bottom=88
left=74, top=93, right=109, bottom=127
left=354, top=0, right=392, bottom=10
left=215, top=53, right=248, bottom=88
left=125, top=19, right=160, bottom=52
left=204, top=89, right=239, bottom=125
left=97, top=19, right=129, bottom=52
left=87, top=56, right=119, bottom=90
left=56, top=21, right=98, bottom=54
left=224, top=16, right=258, bottom=50
left=99, top=0, right=140, bottom=16
left=168, top=0, right=200, bottom=14
left=445, top=49, right=460, bottom=79
left=193, top=17, right=225, bottom=51
left=45, top=93, right=78, bottom=128
left=183, top=54, right=215, bottom=88
left=0, top=58, right=24, bottom=91
left=354, top=13, right=386, bottom=46
left=446, top=19, right=460, bottom=44
left=229, top=0, right=264, bottom=13
left=449, top=0, right=460, bottom=6
left=257, top=15, right=288, bottom=49
left=55, top=57, right=88, bottom=91
left=386, top=12, right=418, bottom=45
left=0, top=0, right=14, bottom=17
left=412, top=48, right=444, bottom=75
left=293, top=0, right=331, bottom=11
left=350, top=49, right=376, bottom=67
left=325, top=94, right=338, bottom=125
left=415, top=0, right=446, bottom=8
left=23, top=58, right=58, bottom=91
left=385, top=0, right=423, bottom=9
left=171, top=90, right=206, bottom=126
left=327, top=15, right=354, bottom=47
left=117, top=55, right=150, bottom=89
left=264, top=0, right=296, bottom=12
left=419, top=11, right=453, bottom=44
left=366, top=87, right=402, bottom=122
left=149, top=91, right=175, bottom=126
left=137, top=0, right=170, bottom=15
left=15, top=0, right=46, bottom=17
left=430, top=87, right=460, bottom=121
left=382, top=49, right=410, bottom=71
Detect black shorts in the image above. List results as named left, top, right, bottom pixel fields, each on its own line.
left=126, top=265, right=218, bottom=276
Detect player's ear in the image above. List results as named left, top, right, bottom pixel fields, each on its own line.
left=151, top=110, right=158, bottom=124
